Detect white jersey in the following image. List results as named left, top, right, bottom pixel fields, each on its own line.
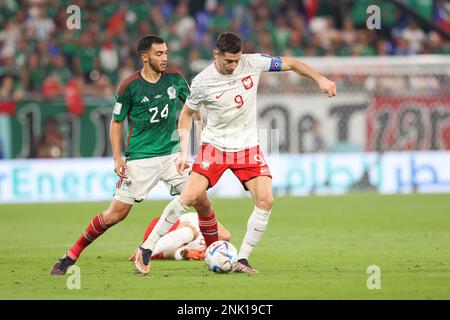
left=186, top=53, right=282, bottom=151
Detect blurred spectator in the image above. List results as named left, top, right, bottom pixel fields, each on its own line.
left=25, top=5, right=55, bottom=41
left=0, top=75, right=23, bottom=101
left=75, top=33, right=100, bottom=83
left=49, top=54, right=71, bottom=85
left=118, top=57, right=136, bottom=84
left=173, top=2, right=196, bottom=39
left=35, top=117, right=63, bottom=158
left=0, top=0, right=447, bottom=98
left=272, top=16, right=291, bottom=55
left=208, top=4, right=232, bottom=40
left=99, top=37, right=119, bottom=82
left=401, top=20, right=426, bottom=54
left=92, top=74, right=114, bottom=97
left=0, top=20, right=20, bottom=59
left=27, top=53, right=46, bottom=92
left=42, top=73, right=64, bottom=98
left=0, top=74, right=22, bottom=117
left=64, top=75, right=85, bottom=116
left=436, top=0, right=450, bottom=34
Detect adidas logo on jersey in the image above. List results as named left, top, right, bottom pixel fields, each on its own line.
left=141, top=96, right=150, bottom=103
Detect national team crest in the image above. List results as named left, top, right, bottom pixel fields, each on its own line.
left=241, top=76, right=253, bottom=90
left=167, top=86, right=176, bottom=99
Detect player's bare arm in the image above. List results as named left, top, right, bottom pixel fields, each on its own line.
left=281, top=57, right=337, bottom=97
left=176, top=105, right=197, bottom=175
left=192, top=109, right=203, bottom=146
left=110, top=118, right=127, bottom=178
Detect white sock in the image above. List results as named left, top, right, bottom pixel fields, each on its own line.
left=151, top=227, right=195, bottom=257
left=141, top=196, right=188, bottom=251
left=238, top=206, right=271, bottom=260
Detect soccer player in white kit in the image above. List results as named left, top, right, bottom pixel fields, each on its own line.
left=134, top=32, right=336, bottom=275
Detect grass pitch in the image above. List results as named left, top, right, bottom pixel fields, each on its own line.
left=0, top=194, right=449, bottom=299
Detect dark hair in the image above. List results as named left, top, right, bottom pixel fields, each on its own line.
left=137, top=35, right=165, bottom=54
left=216, top=32, right=243, bottom=54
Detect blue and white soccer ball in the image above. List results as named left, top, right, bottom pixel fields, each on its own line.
left=204, top=241, right=238, bottom=273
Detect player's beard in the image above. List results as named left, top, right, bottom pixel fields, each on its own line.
left=148, top=59, right=166, bottom=73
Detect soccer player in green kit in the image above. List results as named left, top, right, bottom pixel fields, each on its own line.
left=50, top=36, right=219, bottom=275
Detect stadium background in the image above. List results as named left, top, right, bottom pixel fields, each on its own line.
left=0, top=0, right=450, bottom=300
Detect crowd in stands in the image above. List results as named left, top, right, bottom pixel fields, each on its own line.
left=0, top=0, right=449, bottom=100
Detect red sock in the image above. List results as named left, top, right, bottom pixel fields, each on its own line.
left=67, top=214, right=109, bottom=260
left=198, top=212, right=218, bottom=247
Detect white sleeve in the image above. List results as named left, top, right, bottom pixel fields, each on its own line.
left=244, top=53, right=283, bottom=73
left=185, top=80, right=206, bottom=111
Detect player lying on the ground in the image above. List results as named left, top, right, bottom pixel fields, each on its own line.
left=129, top=212, right=231, bottom=261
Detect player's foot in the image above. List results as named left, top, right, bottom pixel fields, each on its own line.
left=133, top=246, right=152, bottom=275
left=234, top=258, right=259, bottom=273
left=180, top=248, right=206, bottom=260
left=50, top=254, right=76, bottom=275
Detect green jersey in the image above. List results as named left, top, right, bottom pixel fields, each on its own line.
left=113, top=70, right=190, bottom=160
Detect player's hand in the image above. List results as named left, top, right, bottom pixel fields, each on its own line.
left=317, top=76, right=337, bottom=97
left=175, top=154, right=191, bottom=175
left=114, top=158, right=128, bottom=178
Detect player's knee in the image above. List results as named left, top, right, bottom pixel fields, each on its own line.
left=102, top=214, right=117, bottom=226
left=193, top=193, right=212, bottom=216
left=102, top=208, right=129, bottom=225
left=256, top=195, right=274, bottom=211
left=180, top=191, right=198, bottom=207
left=102, top=213, right=116, bottom=226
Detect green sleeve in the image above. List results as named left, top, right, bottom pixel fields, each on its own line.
left=113, top=85, right=132, bottom=122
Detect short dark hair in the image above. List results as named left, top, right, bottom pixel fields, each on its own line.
left=137, top=35, right=165, bottom=54
left=216, top=32, right=243, bottom=54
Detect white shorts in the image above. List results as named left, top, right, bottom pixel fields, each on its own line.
left=114, top=153, right=188, bottom=204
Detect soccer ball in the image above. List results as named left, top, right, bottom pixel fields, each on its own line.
left=204, top=241, right=238, bottom=273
